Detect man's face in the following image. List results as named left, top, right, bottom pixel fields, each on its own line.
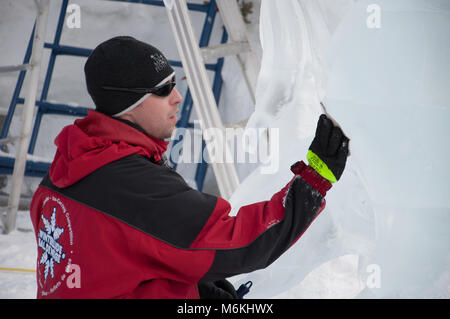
left=122, top=80, right=182, bottom=139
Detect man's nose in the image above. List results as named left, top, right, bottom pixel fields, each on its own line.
left=171, top=88, right=183, bottom=104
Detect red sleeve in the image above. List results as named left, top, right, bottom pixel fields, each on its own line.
left=190, top=161, right=332, bottom=281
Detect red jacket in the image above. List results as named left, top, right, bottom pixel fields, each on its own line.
left=30, top=110, right=332, bottom=299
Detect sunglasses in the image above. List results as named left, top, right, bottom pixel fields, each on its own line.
left=102, top=80, right=176, bottom=97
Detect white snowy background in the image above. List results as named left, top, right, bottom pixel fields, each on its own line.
left=0, top=0, right=449, bottom=299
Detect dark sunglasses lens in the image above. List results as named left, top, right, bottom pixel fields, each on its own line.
left=153, top=82, right=176, bottom=97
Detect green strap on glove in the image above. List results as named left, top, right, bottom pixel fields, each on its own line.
left=307, top=150, right=337, bottom=184
left=308, top=114, right=350, bottom=183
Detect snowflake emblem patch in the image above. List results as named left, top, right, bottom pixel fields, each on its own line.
left=38, top=207, right=66, bottom=281
left=37, top=195, right=74, bottom=296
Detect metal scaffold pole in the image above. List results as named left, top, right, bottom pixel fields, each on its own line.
left=2, top=0, right=50, bottom=234
left=165, top=0, right=240, bottom=199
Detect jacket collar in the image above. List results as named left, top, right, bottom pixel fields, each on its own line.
left=49, top=110, right=169, bottom=188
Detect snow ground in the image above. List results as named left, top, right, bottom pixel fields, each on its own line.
left=0, top=211, right=36, bottom=299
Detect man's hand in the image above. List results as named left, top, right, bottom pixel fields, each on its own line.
left=307, top=114, right=349, bottom=183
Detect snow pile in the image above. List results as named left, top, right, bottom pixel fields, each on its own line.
left=229, top=0, right=449, bottom=298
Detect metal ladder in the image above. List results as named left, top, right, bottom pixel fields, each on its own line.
left=1, top=0, right=259, bottom=233
left=1, top=0, right=227, bottom=173
left=166, top=0, right=260, bottom=200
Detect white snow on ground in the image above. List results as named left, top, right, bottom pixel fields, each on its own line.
left=273, top=254, right=363, bottom=299
left=0, top=211, right=36, bottom=299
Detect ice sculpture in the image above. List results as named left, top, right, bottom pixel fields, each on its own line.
left=230, top=0, right=450, bottom=298
left=230, top=0, right=374, bottom=298
left=324, top=0, right=450, bottom=297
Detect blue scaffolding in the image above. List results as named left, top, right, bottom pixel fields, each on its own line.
left=0, top=0, right=227, bottom=191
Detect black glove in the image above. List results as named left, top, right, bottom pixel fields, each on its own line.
left=198, top=279, right=238, bottom=299
left=307, top=114, right=349, bottom=183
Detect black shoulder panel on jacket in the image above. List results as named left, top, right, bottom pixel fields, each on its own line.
left=40, top=154, right=218, bottom=249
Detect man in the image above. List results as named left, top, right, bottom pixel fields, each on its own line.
left=30, top=36, right=349, bottom=299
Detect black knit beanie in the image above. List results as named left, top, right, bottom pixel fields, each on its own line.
left=84, top=36, right=175, bottom=116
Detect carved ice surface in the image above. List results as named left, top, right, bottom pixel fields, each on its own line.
left=324, top=0, right=450, bottom=297
left=230, top=0, right=450, bottom=298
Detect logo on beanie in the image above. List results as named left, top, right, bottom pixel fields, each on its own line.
left=150, top=53, right=168, bottom=73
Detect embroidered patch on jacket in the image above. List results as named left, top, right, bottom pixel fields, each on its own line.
left=37, top=196, right=75, bottom=297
